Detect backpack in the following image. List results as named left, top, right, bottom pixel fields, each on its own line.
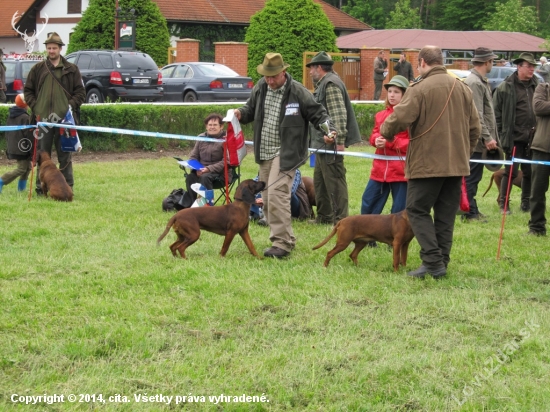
left=162, top=188, right=193, bottom=212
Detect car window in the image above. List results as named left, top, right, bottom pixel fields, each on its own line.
left=196, top=64, right=239, bottom=77
left=98, top=55, right=114, bottom=69
left=161, top=66, right=175, bottom=78
left=114, top=53, right=158, bottom=70
left=76, top=54, right=93, bottom=70
left=65, top=55, right=77, bottom=64
left=486, top=68, right=499, bottom=79
left=21, top=61, right=39, bottom=81
left=174, top=65, right=189, bottom=79
left=4, top=62, right=16, bottom=78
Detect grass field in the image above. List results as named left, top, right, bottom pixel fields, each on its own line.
left=1, top=146, right=549, bottom=411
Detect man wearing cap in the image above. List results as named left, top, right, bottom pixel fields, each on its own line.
left=493, top=52, right=539, bottom=214
left=380, top=46, right=480, bottom=280
left=536, top=56, right=549, bottom=83
left=306, top=51, right=361, bottom=225
left=234, top=53, right=335, bottom=258
left=24, top=32, right=85, bottom=194
left=527, top=80, right=550, bottom=236
left=463, top=47, right=500, bottom=222
left=0, top=52, right=6, bottom=103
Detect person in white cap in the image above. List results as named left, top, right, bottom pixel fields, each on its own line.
left=536, top=56, right=549, bottom=83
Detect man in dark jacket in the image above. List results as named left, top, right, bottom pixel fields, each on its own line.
left=234, top=53, right=335, bottom=258
left=394, top=52, right=414, bottom=82
left=373, top=50, right=388, bottom=100
left=0, top=95, right=33, bottom=193
left=493, top=52, right=538, bottom=214
left=24, top=32, right=85, bottom=195
left=307, top=51, right=361, bottom=225
left=0, top=52, right=6, bottom=103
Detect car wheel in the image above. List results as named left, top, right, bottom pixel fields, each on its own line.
left=86, top=88, right=104, bottom=104
left=183, top=91, right=198, bottom=102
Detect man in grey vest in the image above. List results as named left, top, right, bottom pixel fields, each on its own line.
left=307, top=51, right=362, bottom=224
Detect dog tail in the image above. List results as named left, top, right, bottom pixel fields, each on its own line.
left=312, top=223, right=339, bottom=250
left=157, top=215, right=177, bottom=245
left=481, top=174, right=495, bottom=197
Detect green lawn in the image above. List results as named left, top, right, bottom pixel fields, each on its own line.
left=1, top=148, right=548, bottom=411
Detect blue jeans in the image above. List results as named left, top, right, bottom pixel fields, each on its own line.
left=361, top=179, right=407, bottom=215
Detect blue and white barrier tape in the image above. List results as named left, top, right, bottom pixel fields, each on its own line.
left=2, top=122, right=548, bottom=167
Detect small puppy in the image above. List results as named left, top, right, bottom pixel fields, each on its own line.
left=37, top=151, right=73, bottom=202
left=157, top=179, right=265, bottom=258
left=312, top=210, right=414, bottom=271
left=482, top=168, right=523, bottom=204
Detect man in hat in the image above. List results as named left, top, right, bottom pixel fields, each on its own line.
left=527, top=80, right=550, bottom=236
left=536, top=56, right=549, bottom=83
left=24, top=32, right=85, bottom=195
left=373, top=50, right=388, bottom=100
left=463, top=47, right=500, bottom=221
left=380, top=46, right=480, bottom=279
left=306, top=51, right=361, bottom=225
left=493, top=52, right=539, bottom=214
left=394, top=52, right=414, bottom=82
left=234, top=52, right=335, bottom=258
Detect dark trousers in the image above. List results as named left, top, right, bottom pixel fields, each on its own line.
left=406, top=176, right=462, bottom=270
left=374, top=80, right=383, bottom=100
left=36, top=127, right=74, bottom=192
left=361, top=179, right=407, bottom=215
left=314, top=153, right=348, bottom=224
left=529, top=150, right=550, bottom=233
left=185, top=171, right=224, bottom=202
left=500, top=142, right=531, bottom=207
left=464, top=152, right=484, bottom=217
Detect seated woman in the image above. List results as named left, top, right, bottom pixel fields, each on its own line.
left=185, top=113, right=230, bottom=203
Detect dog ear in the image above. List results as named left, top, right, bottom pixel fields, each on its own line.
left=241, top=187, right=256, bottom=204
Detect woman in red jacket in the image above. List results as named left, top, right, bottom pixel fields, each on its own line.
left=361, top=75, right=409, bottom=214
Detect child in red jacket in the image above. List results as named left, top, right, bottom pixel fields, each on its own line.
left=361, top=75, right=409, bottom=214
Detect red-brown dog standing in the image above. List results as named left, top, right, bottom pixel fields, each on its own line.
left=157, top=179, right=265, bottom=258
left=312, top=210, right=415, bottom=271
left=37, top=151, right=73, bottom=201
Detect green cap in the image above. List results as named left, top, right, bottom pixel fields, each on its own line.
left=384, top=75, right=409, bottom=91
left=306, top=51, right=334, bottom=67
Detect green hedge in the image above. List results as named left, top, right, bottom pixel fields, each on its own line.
left=0, top=103, right=383, bottom=153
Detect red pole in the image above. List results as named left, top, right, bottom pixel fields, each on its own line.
left=497, top=146, right=516, bottom=260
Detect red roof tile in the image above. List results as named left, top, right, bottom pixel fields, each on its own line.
left=154, top=0, right=371, bottom=31
left=337, top=29, right=548, bottom=53
left=0, top=0, right=35, bottom=38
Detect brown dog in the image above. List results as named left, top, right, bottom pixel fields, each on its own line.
left=312, top=210, right=415, bottom=271
left=157, top=179, right=266, bottom=258
left=302, top=176, right=316, bottom=218
left=37, top=151, right=73, bottom=201
left=482, top=168, right=522, bottom=203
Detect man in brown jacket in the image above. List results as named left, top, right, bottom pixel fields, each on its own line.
left=24, top=32, right=85, bottom=194
left=380, top=46, right=481, bottom=279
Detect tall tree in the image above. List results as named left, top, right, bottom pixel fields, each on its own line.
left=386, top=0, right=423, bottom=29
left=431, top=0, right=496, bottom=31
left=342, top=0, right=387, bottom=29
left=245, top=0, right=338, bottom=83
left=67, top=0, right=170, bottom=66
left=483, top=0, right=539, bottom=35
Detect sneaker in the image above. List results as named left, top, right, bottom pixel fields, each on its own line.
left=407, top=265, right=447, bottom=280
left=520, top=201, right=530, bottom=212
left=500, top=207, right=511, bottom=215
left=257, top=217, right=268, bottom=227
left=263, top=246, right=290, bottom=259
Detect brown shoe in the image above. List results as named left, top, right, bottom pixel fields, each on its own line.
left=263, top=246, right=290, bottom=259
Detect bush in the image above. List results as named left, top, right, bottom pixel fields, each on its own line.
left=0, top=103, right=382, bottom=154
left=245, top=0, right=339, bottom=83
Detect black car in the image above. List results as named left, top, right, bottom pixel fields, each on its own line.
left=3, top=58, right=41, bottom=102
left=159, top=62, right=253, bottom=102
left=65, top=50, right=163, bottom=103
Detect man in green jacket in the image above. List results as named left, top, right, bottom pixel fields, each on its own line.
left=528, top=82, right=550, bottom=236
left=307, top=51, right=361, bottom=225
left=24, top=32, right=85, bottom=194
left=493, top=52, right=538, bottom=214
left=235, top=53, right=335, bottom=258
left=380, top=46, right=480, bottom=279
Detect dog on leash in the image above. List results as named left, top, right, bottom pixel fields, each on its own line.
left=36, top=151, right=73, bottom=201
left=312, top=210, right=415, bottom=271
left=157, top=179, right=265, bottom=258
left=482, top=169, right=523, bottom=204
